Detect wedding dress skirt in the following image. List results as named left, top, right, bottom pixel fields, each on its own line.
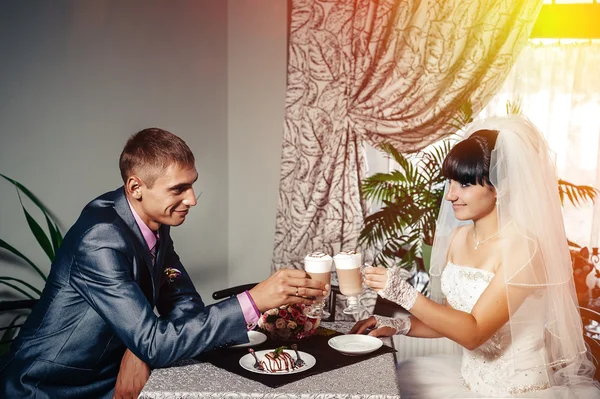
left=395, top=263, right=600, bottom=398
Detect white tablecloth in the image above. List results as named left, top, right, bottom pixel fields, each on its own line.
left=139, top=321, right=401, bottom=399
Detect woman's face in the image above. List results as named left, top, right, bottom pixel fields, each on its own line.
left=445, top=179, right=496, bottom=221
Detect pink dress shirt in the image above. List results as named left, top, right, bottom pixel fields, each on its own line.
left=127, top=201, right=259, bottom=328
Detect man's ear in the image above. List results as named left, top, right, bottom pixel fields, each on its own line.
left=125, top=176, right=143, bottom=200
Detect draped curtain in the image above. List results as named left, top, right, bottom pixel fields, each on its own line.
left=273, top=0, right=543, bottom=274
left=481, top=41, right=600, bottom=249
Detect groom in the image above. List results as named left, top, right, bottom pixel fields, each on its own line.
left=0, top=128, right=327, bottom=399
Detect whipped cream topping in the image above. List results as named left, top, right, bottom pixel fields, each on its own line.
left=304, top=252, right=332, bottom=272
left=333, top=250, right=362, bottom=269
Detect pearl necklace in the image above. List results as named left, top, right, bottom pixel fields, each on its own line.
left=473, top=221, right=512, bottom=250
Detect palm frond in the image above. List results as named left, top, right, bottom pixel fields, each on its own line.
left=506, top=97, right=522, bottom=115
left=558, top=179, right=599, bottom=207
left=448, top=100, right=474, bottom=132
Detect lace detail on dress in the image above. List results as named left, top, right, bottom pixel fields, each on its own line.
left=373, top=315, right=411, bottom=335
left=441, top=263, right=494, bottom=313
left=474, top=331, right=505, bottom=359
left=377, top=266, right=418, bottom=310
left=441, top=262, right=551, bottom=397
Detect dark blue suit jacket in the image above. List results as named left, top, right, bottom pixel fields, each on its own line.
left=0, top=187, right=248, bottom=398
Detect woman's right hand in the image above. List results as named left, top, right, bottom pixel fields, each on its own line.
left=363, top=266, right=388, bottom=291
left=349, top=316, right=397, bottom=337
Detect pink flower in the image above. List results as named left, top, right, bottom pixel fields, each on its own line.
left=258, top=303, right=319, bottom=340
left=304, top=320, right=313, bottom=332
left=275, top=318, right=287, bottom=329
left=290, top=308, right=301, bottom=319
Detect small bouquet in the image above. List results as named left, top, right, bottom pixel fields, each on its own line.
left=258, top=304, right=320, bottom=341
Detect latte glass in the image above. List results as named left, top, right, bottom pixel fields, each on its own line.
left=303, top=252, right=332, bottom=318
left=333, top=251, right=366, bottom=314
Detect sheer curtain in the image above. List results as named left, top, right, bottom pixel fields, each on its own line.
left=480, top=40, right=600, bottom=248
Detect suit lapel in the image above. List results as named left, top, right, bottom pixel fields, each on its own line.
left=113, top=188, right=156, bottom=305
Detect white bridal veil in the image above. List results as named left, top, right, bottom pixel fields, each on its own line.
left=429, top=115, right=598, bottom=396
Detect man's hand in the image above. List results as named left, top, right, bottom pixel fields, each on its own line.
left=249, top=269, right=329, bottom=311
left=349, top=316, right=396, bottom=337
left=113, top=349, right=150, bottom=399
left=363, top=266, right=388, bottom=291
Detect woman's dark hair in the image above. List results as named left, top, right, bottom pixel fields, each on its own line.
left=441, top=129, right=499, bottom=186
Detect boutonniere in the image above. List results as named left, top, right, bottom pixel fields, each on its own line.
left=164, top=267, right=182, bottom=283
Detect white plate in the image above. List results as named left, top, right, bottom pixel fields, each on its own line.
left=239, top=349, right=316, bottom=375
left=328, top=334, right=383, bottom=356
left=229, top=331, right=267, bottom=348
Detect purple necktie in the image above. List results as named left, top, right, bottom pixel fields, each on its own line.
left=150, top=234, right=160, bottom=265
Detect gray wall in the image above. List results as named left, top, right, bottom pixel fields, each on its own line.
left=227, top=0, right=287, bottom=286
left=0, top=0, right=286, bottom=303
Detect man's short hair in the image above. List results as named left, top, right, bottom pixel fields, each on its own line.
left=119, top=128, right=195, bottom=187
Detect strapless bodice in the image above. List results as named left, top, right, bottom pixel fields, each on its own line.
left=441, top=262, right=550, bottom=396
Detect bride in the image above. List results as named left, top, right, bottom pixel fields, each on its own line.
left=351, top=115, right=600, bottom=398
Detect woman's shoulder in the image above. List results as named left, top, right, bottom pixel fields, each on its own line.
left=446, top=225, right=472, bottom=261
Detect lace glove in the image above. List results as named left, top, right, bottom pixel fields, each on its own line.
left=373, top=315, right=411, bottom=335
left=377, top=266, right=418, bottom=310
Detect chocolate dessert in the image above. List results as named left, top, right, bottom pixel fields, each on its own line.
left=260, top=349, right=297, bottom=372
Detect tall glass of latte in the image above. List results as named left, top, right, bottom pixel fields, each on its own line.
left=333, top=250, right=366, bottom=314
left=303, top=252, right=332, bottom=318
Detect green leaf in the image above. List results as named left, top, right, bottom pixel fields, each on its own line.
left=0, top=314, right=25, bottom=357
left=558, top=179, right=599, bottom=207
left=273, top=346, right=287, bottom=358
left=0, top=280, right=36, bottom=299
left=20, top=204, right=54, bottom=262
left=45, top=214, right=62, bottom=254
left=0, top=277, right=42, bottom=296
left=0, top=174, right=58, bottom=223
left=448, top=101, right=474, bottom=131
left=1, top=173, right=62, bottom=259
left=0, top=239, right=47, bottom=281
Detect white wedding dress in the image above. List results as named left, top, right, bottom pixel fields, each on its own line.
left=396, top=263, right=600, bottom=398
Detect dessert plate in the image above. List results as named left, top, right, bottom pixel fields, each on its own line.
left=328, top=334, right=383, bottom=356
left=230, top=331, right=267, bottom=348
left=239, top=349, right=316, bottom=375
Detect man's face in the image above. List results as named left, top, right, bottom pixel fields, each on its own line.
left=137, top=164, right=198, bottom=230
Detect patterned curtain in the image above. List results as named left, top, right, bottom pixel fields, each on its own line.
left=273, top=0, right=543, bottom=274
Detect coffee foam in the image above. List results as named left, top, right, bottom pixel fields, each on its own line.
left=333, top=251, right=362, bottom=269
left=304, top=252, right=333, bottom=273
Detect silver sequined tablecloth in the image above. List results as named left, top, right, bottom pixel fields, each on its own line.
left=139, top=322, right=401, bottom=399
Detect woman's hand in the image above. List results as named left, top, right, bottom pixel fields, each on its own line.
left=349, top=316, right=397, bottom=337
left=364, top=266, right=388, bottom=291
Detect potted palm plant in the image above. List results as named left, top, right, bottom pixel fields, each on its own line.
left=0, top=174, right=60, bottom=355
left=359, top=103, right=474, bottom=274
